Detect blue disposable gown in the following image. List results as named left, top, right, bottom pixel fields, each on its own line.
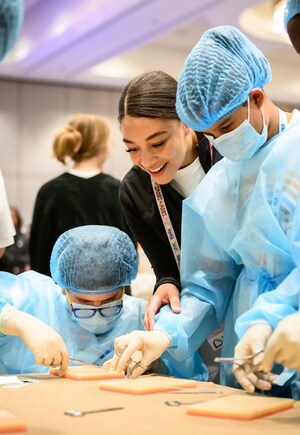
left=0, top=270, right=146, bottom=374
left=235, top=268, right=300, bottom=336
left=0, top=270, right=203, bottom=380
left=155, top=110, right=300, bottom=387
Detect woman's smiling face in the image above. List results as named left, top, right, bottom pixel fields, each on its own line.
left=121, top=115, right=192, bottom=185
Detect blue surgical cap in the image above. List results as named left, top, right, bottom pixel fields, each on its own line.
left=284, top=0, right=300, bottom=28
left=176, top=26, right=271, bottom=131
left=50, top=225, right=138, bottom=295
left=0, top=0, right=24, bottom=61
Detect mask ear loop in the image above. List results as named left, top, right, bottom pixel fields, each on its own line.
left=261, top=103, right=266, bottom=133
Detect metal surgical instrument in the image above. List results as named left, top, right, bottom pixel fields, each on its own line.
left=214, top=350, right=264, bottom=364
left=64, top=407, right=124, bottom=417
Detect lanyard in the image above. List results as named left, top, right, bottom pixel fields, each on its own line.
left=151, top=178, right=181, bottom=270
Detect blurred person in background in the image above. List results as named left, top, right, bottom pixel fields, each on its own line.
left=29, top=113, right=134, bottom=294
left=0, top=0, right=24, bottom=258
left=0, top=206, right=30, bottom=274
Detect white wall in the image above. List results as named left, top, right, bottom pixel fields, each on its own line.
left=0, top=79, right=133, bottom=227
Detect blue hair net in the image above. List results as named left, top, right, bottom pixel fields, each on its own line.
left=176, top=26, right=272, bottom=131
left=0, top=0, right=24, bottom=61
left=50, top=225, right=138, bottom=295
left=284, top=0, right=300, bottom=28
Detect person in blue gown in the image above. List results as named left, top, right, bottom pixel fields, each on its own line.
left=232, top=0, right=300, bottom=395
left=0, top=225, right=144, bottom=375
left=108, top=26, right=300, bottom=400
left=0, top=224, right=203, bottom=380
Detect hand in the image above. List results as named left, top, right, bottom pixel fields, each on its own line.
left=233, top=323, right=276, bottom=393
left=144, top=283, right=181, bottom=330
left=109, top=330, right=171, bottom=378
left=260, top=312, right=300, bottom=372
left=1, top=307, right=69, bottom=376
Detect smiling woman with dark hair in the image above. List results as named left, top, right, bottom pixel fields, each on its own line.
left=118, top=70, right=221, bottom=332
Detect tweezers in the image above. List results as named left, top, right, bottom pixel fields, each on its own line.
left=214, top=350, right=263, bottom=364
left=126, top=359, right=148, bottom=379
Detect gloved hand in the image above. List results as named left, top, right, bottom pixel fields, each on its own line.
left=109, top=330, right=171, bottom=378
left=233, top=323, right=276, bottom=393
left=0, top=305, right=69, bottom=375
left=144, top=283, right=181, bottom=330
left=260, top=312, right=300, bottom=372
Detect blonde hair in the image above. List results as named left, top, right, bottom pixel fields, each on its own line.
left=53, top=114, right=110, bottom=164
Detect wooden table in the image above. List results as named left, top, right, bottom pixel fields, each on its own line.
left=1, top=374, right=300, bottom=434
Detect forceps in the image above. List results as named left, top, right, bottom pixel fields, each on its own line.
left=214, top=350, right=264, bottom=365
left=126, top=359, right=148, bottom=379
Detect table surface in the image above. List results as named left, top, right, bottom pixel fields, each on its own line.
left=1, top=374, right=300, bottom=435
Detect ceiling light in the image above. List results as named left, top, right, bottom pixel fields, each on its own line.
left=1, top=37, right=33, bottom=64
left=239, top=0, right=291, bottom=45
left=272, top=0, right=286, bottom=34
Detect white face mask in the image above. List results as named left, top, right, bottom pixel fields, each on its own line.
left=70, top=300, right=123, bottom=335
left=206, top=98, right=268, bottom=162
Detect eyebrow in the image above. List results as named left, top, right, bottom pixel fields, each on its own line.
left=203, top=117, right=232, bottom=135
left=75, top=297, right=94, bottom=304
left=75, top=293, right=119, bottom=304
left=123, top=130, right=169, bottom=144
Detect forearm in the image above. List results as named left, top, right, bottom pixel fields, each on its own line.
left=0, top=304, right=15, bottom=334
left=0, top=305, right=41, bottom=337
left=154, top=293, right=218, bottom=360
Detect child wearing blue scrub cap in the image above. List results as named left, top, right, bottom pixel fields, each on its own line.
left=0, top=225, right=203, bottom=380
left=110, top=26, right=300, bottom=399
left=0, top=225, right=141, bottom=375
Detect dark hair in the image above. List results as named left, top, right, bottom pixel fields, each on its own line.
left=118, top=71, right=179, bottom=123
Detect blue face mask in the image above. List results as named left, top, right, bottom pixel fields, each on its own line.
left=70, top=299, right=123, bottom=335
left=206, top=98, right=268, bottom=162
